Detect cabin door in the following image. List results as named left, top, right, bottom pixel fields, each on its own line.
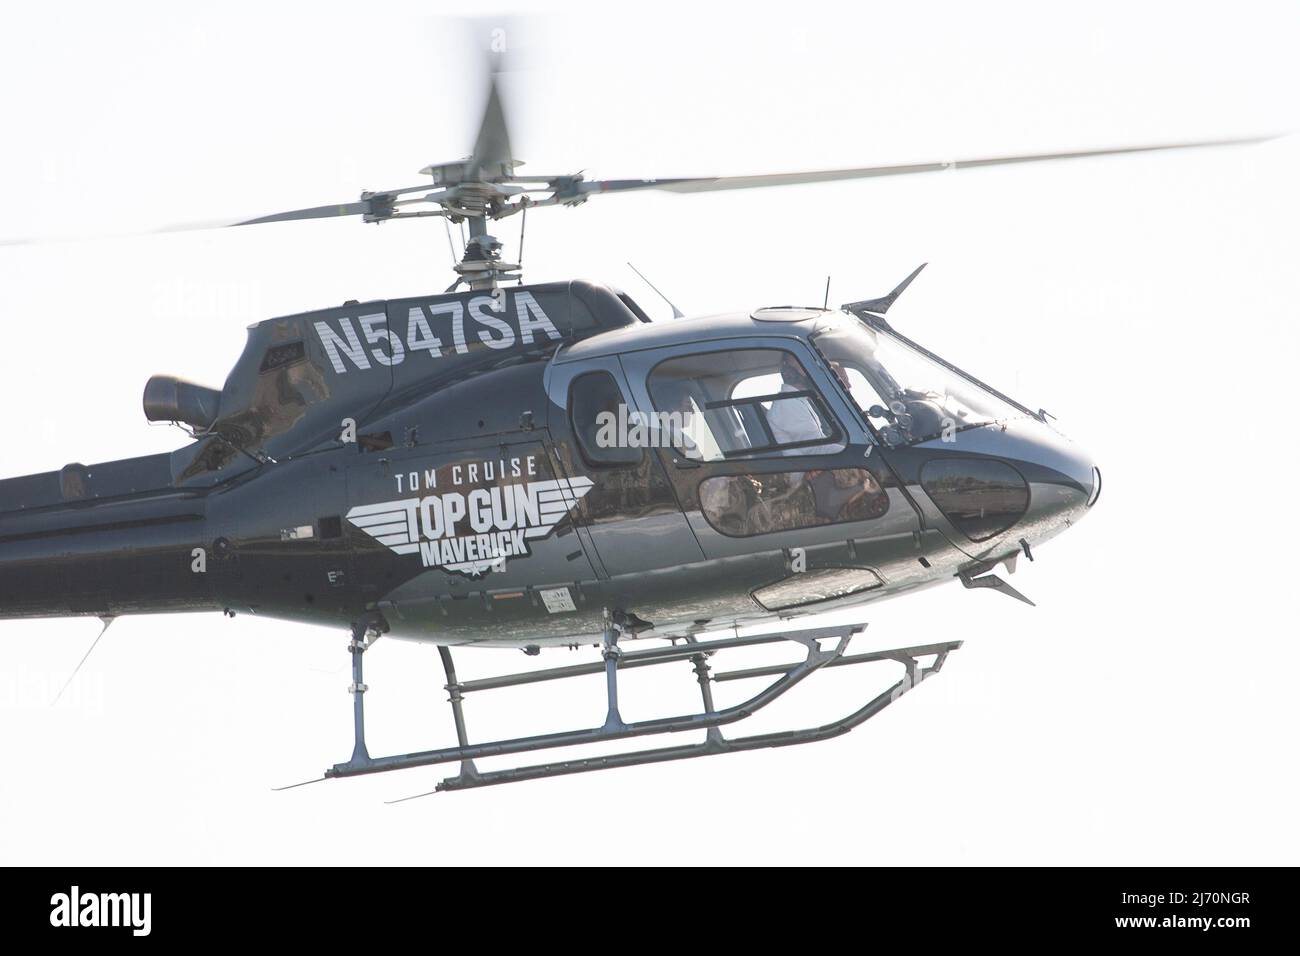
left=546, top=356, right=705, bottom=579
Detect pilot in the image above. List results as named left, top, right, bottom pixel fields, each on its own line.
left=828, top=359, right=853, bottom=393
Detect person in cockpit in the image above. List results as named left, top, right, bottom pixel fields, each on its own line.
left=766, top=352, right=836, bottom=454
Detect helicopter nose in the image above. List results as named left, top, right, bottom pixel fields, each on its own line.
left=917, top=418, right=1098, bottom=554
left=1018, top=435, right=1098, bottom=545
left=1007, top=419, right=1100, bottom=547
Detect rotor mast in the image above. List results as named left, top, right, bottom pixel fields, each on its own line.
left=421, top=70, right=526, bottom=291
left=452, top=216, right=520, bottom=292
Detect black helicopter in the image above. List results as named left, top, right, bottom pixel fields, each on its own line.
left=0, top=42, right=1263, bottom=795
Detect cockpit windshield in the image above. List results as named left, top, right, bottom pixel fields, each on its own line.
left=812, top=317, right=1028, bottom=446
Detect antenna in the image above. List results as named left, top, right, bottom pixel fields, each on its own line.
left=627, top=262, right=685, bottom=319
left=51, top=615, right=115, bottom=706
left=823, top=276, right=831, bottom=310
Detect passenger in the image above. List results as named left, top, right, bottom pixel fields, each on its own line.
left=766, top=352, right=838, bottom=455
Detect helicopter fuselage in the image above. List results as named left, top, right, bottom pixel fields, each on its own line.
left=0, top=280, right=1098, bottom=647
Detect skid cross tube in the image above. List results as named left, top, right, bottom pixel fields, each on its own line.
left=347, top=624, right=372, bottom=764
left=436, top=645, right=480, bottom=783
left=326, top=623, right=855, bottom=780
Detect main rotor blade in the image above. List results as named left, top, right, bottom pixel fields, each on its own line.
left=466, top=73, right=516, bottom=181
left=0, top=195, right=412, bottom=247
left=0, top=218, right=260, bottom=247
left=231, top=201, right=371, bottom=225
left=457, top=16, right=520, bottom=183
left=574, top=135, right=1277, bottom=198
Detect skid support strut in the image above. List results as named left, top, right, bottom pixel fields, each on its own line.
left=347, top=623, right=372, bottom=765
left=318, top=614, right=961, bottom=796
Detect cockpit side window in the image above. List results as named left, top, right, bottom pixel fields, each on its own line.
left=569, top=370, right=643, bottom=467
left=647, top=348, right=843, bottom=461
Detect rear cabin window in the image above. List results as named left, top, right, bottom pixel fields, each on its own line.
left=569, top=371, right=643, bottom=467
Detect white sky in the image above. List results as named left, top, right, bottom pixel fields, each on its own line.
left=1, top=0, right=1298, bottom=864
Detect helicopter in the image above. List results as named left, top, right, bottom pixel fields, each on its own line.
left=0, top=41, right=1266, bottom=796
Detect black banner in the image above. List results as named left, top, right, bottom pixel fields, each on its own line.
left=5, top=867, right=1288, bottom=942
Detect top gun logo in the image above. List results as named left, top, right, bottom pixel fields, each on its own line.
left=346, top=467, right=594, bottom=577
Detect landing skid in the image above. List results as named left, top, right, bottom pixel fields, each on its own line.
left=293, top=613, right=961, bottom=796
